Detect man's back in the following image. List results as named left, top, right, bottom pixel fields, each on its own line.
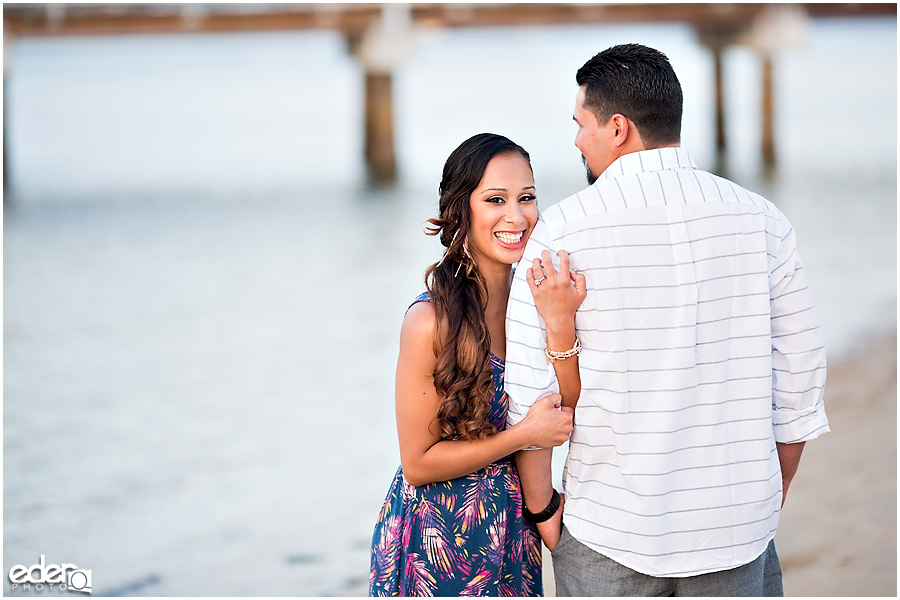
left=505, top=147, right=829, bottom=577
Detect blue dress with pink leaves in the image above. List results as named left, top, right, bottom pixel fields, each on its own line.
left=368, top=292, right=543, bottom=597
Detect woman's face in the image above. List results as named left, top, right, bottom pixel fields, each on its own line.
left=466, top=152, right=538, bottom=270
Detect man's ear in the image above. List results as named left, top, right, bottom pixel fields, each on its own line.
left=610, top=114, right=629, bottom=147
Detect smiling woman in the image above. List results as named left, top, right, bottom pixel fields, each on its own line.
left=465, top=153, right=538, bottom=281
left=367, top=133, right=582, bottom=597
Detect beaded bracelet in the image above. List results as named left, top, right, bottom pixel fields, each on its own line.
left=545, top=335, right=582, bottom=363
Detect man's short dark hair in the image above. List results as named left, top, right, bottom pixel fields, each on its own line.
left=576, top=43, right=683, bottom=147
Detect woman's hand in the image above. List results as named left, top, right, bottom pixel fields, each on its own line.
left=527, top=249, right=587, bottom=331
left=537, top=493, right=565, bottom=550
left=518, top=393, right=574, bottom=449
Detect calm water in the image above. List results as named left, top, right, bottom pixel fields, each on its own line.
left=4, top=18, right=896, bottom=596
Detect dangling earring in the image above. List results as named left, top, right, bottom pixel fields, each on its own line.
left=456, top=235, right=473, bottom=278
left=437, top=230, right=459, bottom=268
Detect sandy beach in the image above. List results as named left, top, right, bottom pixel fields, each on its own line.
left=775, top=332, right=897, bottom=597
left=543, top=331, right=898, bottom=596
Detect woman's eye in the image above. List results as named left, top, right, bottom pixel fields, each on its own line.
left=487, top=196, right=505, bottom=204
left=519, top=195, right=536, bottom=203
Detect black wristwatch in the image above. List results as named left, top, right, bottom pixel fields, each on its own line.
left=523, top=488, right=560, bottom=524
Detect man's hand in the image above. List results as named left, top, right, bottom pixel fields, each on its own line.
left=777, top=441, right=805, bottom=507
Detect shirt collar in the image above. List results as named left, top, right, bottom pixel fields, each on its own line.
left=597, top=147, right=697, bottom=182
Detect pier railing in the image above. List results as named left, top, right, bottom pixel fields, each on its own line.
left=4, top=3, right=896, bottom=183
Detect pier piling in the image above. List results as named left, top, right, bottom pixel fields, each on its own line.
left=364, top=71, right=396, bottom=184
left=760, top=51, right=776, bottom=169
left=712, top=47, right=726, bottom=156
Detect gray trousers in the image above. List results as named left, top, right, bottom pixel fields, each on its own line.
left=551, top=526, right=784, bottom=597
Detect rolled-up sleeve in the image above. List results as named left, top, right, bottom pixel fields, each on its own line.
left=769, top=225, right=830, bottom=443
left=505, top=217, right=560, bottom=428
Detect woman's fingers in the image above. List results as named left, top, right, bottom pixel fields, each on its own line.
left=571, top=270, right=587, bottom=297
left=541, top=392, right=563, bottom=409
left=557, top=249, right=570, bottom=278
left=540, top=250, right=559, bottom=278
left=526, top=267, right=540, bottom=292
left=529, top=249, right=583, bottom=298
left=532, top=257, right=544, bottom=280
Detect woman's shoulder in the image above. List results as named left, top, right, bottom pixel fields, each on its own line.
left=403, top=293, right=435, bottom=331
left=399, top=294, right=437, bottom=362
left=404, top=291, right=434, bottom=326
left=406, top=291, right=432, bottom=313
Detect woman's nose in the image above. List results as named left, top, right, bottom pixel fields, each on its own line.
left=504, top=202, right=526, bottom=226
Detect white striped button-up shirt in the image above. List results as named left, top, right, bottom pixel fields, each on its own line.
left=505, top=147, right=829, bottom=577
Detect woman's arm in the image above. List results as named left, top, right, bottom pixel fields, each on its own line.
left=395, top=301, right=574, bottom=487
left=527, top=249, right=587, bottom=409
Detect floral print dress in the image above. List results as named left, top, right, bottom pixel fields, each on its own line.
left=369, top=293, right=543, bottom=597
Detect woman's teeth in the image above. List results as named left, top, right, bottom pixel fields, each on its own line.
left=495, top=231, right=523, bottom=244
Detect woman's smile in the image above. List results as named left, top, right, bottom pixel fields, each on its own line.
left=494, top=230, right=527, bottom=248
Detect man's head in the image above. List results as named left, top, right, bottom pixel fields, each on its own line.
left=574, top=43, right=683, bottom=183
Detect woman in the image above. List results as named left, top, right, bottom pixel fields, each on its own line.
left=369, top=133, right=586, bottom=597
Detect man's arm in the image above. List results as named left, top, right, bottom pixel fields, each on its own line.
left=506, top=217, right=568, bottom=546
left=505, top=218, right=561, bottom=424
left=769, top=220, right=828, bottom=508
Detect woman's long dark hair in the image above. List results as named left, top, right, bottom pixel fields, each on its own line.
left=424, top=133, right=532, bottom=441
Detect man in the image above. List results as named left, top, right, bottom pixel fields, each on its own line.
left=505, top=44, right=829, bottom=596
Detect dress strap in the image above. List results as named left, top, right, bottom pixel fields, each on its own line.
left=406, top=291, right=432, bottom=315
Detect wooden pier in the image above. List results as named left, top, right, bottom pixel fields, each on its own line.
left=4, top=3, right=896, bottom=184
